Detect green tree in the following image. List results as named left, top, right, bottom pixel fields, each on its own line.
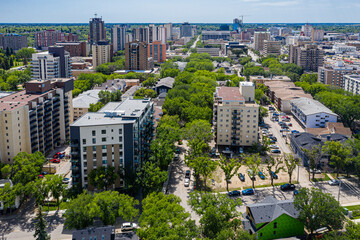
left=294, top=188, right=346, bottom=238
left=33, top=206, right=50, bottom=240
left=0, top=182, right=18, bottom=213
left=322, top=141, right=351, bottom=178
left=283, top=153, right=299, bottom=184
left=142, top=77, right=157, bottom=87
left=47, top=175, right=66, bottom=210
left=88, top=101, right=104, bottom=112
left=63, top=192, right=95, bottom=229
left=303, top=145, right=322, bottom=180
left=137, top=161, right=168, bottom=194
left=300, top=73, right=318, bottom=84
left=264, top=156, right=283, bottom=186
left=245, top=154, right=262, bottom=189
left=88, top=166, right=117, bottom=191
left=219, top=155, right=240, bottom=192
left=186, top=156, right=217, bottom=188
left=32, top=178, right=50, bottom=207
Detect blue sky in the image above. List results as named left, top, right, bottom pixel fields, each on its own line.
left=0, top=0, right=359, bottom=23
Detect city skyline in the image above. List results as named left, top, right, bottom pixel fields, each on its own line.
left=1, top=0, right=360, bottom=23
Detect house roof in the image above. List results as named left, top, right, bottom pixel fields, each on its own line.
left=291, top=132, right=348, bottom=151
left=290, top=97, right=337, bottom=117
left=72, top=90, right=101, bottom=108
left=155, top=77, right=175, bottom=89
left=247, top=196, right=300, bottom=224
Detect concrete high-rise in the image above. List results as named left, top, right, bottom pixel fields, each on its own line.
left=89, top=16, right=106, bottom=45
left=112, top=26, right=126, bottom=52
left=180, top=22, right=192, bottom=37
left=164, top=23, right=173, bottom=40
left=148, top=41, right=166, bottom=63
left=35, top=30, right=64, bottom=49
left=301, top=23, right=313, bottom=37
left=125, top=41, right=148, bottom=70
left=31, top=46, right=72, bottom=80
left=254, top=32, right=271, bottom=51
left=263, top=40, right=281, bottom=56
left=132, top=27, right=149, bottom=43
left=92, top=41, right=112, bottom=67
left=289, top=43, right=324, bottom=72
left=0, top=33, right=28, bottom=51
left=311, top=29, right=325, bottom=42
left=318, top=62, right=360, bottom=88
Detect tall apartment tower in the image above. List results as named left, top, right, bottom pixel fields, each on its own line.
left=92, top=41, right=112, bottom=67
left=263, top=40, right=281, bottom=56
left=213, top=82, right=259, bottom=148
left=0, top=78, right=73, bottom=164
left=289, top=43, right=324, bottom=72
left=311, top=29, right=325, bottom=42
left=132, top=28, right=149, bottom=43
left=0, top=33, right=28, bottom=51
left=35, top=30, right=64, bottom=49
left=254, top=32, right=271, bottom=51
left=31, top=46, right=72, bottom=80
left=318, top=62, right=360, bottom=88
left=180, top=22, right=192, bottom=37
left=301, top=23, right=313, bottom=37
left=164, top=23, right=173, bottom=40
left=112, top=26, right=126, bottom=52
left=125, top=41, right=148, bottom=70
left=89, top=16, right=106, bottom=45
left=148, top=41, right=166, bottom=63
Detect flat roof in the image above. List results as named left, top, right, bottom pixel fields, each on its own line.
left=216, top=87, right=245, bottom=101
left=291, top=97, right=337, bottom=116
left=0, top=90, right=45, bottom=112
left=100, top=98, right=152, bottom=118
left=71, top=112, right=135, bottom=127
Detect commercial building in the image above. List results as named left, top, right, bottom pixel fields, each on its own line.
left=0, top=78, right=73, bottom=164
left=290, top=98, right=338, bottom=128
left=70, top=98, right=154, bottom=189
left=148, top=41, right=166, bottom=63
left=254, top=32, right=271, bottom=51
left=224, top=42, right=247, bottom=56
left=197, top=48, right=220, bottom=57
left=242, top=196, right=304, bottom=240
left=333, top=44, right=357, bottom=54
left=318, top=62, right=360, bottom=88
left=301, top=23, right=313, bottom=37
left=125, top=41, right=149, bottom=70
left=92, top=41, right=112, bottom=68
left=289, top=43, right=324, bottom=72
left=233, top=18, right=242, bottom=33
left=0, top=33, right=28, bottom=51
left=89, top=16, right=106, bottom=45
left=202, top=31, right=230, bottom=41
left=35, top=30, right=64, bottom=49
left=344, top=75, right=360, bottom=95
left=213, top=82, right=259, bottom=148
left=55, top=42, right=87, bottom=57
left=31, top=46, right=72, bottom=80
left=311, top=29, right=324, bottom=42
left=180, top=22, right=192, bottom=38
left=112, top=26, right=126, bottom=52
left=72, top=89, right=101, bottom=121
left=263, top=40, right=281, bottom=56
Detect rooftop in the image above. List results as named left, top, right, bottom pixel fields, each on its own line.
left=72, top=90, right=101, bottom=108
left=71, top=112, right=135, bottom=127
left=99, top=98, right=152, bottom=118
left=215, top=87, right=245, bottom=101
left=0, top=90, right=46, bottom=112
left=155, top=77, right=175, bottom=89
left=291, top=97, right=337, bottom=116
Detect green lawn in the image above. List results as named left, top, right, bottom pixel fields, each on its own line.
left=312, top=174, right=331, bottom=182
left=42, top=201, right=68, bottom=212
left=345, top=205, right=360, bottom=219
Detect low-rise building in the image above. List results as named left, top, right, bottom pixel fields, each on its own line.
left=250, top=75, right=291, bottom=85
left=72, top=90, right=101, bottom=121
left=290, top=98, right=338, bottom=128
left=213, top=82, right=259, bottom=149
left=318, top=62, right=360, bottom=88
left=93, top=79, right=127, bottom=92
left=197, top=48, right=220, bottom=57
left=122, top=86, right=140, bottom=101
left=306, top=122, right=352, bottom=139
left=154, top=77, right=175, bottom=94
left=202, top=31, right=230, bottom=41
left=72, top=226, right=115, bottom=240
left=344, top=75, right=360, bottom=95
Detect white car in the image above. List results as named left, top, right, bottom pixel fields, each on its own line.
left=121, top=222, right=138, bottom=231
left=310, top=169, right=322, bottom=174
left=184, top=178, right=190, bottom=187
left=328, top=180, right=340, bottom=185
left=270, top=145, right=279, bottom=149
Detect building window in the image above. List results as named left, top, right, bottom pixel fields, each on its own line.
left=101, top=130, right=106, bottom=134
left=102, top=153, right=107, bottom=157
left=93, top=146, right=96, bottom=151
left=92, top=130, right=96, bottom=136
left=92, top=138, right=96, bottom=144
left=82, top=139, right=86, bottom=144
left=102, top=145, right=107, bottom=149
left=102, top=137, right=106, bottom=142
left=83, top=147, right=86, bottom=152
left=83, top=154, right=87, bottom=159
left=119, top=136, right=123, bottom=142
left=119, top=129, right=123, bottom=134
left=274, top=222, right=277, bottom=229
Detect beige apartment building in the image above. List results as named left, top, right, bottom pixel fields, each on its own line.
left=263, top=40, right=281, bottom=56
left=92, top=41, right=112, bottom=67
left=213, top=82, right=259, bottom=148
left=289, top=43, right=324, bottom=72
left=254, top=32, right=270, bottom=51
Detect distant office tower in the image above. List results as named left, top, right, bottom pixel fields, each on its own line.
left=318, top=61, right=360, bottom=88
left=92, top=41, right=112, bottom=67
left=268, top=27, right=280, bottom=36
left=164, top=23, right=173, bottom=40
left=148, top=41, right=166, bottom=63
left=233, top=18, right=242, bottom=33
left=241, top=31, right=251, bottom=41
left=0, top=78, right=73, bottom=163
left=35, top=30, right=64, bottom=49
left=301, top=23, right=313, bottom=37
left=132, top=28, right=149, bottom=43
left=263, top=40, right=281, bottom=56
left=31, top=46, right=72, bottom=80
left=254, top=32, right=271, bottom=51
left=0, top=33, right=28, bottom=51
left=311, top=29, right=325, bottom=42
left=126, top=34, right=132, bottom=43
left=64, top=33, right=79, bottom=42
left=56, top=42, right=87, bottom=57
left=158, top=26, right=167, bottom=44
left=289, top=43, right=324, bottom=72
left=89, top=16, right=106, bottom=44
left=180, top=22, right=192, bottom=37
left=112, top=26, right=126, bottom=52
left=280, top=27, right=292, bottom=36
left=125, top=41, right=148, bottom=70
left=202, top=31, right=231, bottom=41
left=148, top=25, right=158, bottom=43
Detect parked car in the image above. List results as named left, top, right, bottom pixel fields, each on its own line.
left=269, top=106, right=275, bottom=111
left=280, top=183, right=296, bottom=191
left=310, top=169, right=322, bottom=174
left=228, top=190, right=241, bottom=197
left=271, top=149, right=281, bottom=154
left=270, top=139, right=276, bottom=143
left=328, top=179, right=340, bottom=186
left=270, top=136, right=277, bottom=141
left=258, top=171, right=265, bottom=180
left=51, top=158, right=60, bottom=163
left=184, top=178, right=190, bottom=187
left=242, top=188, right=254, bottom=195
left=62, top=178, right=71, bottom=184
left=270, top=145, right=279, bottom=149
left=121, top=222, right=138, bottom=231
left=288, top=123, right=292, bottom=127
left=174, top=154, right=180, bottom=161
left=271, top=171, right=278, bottom=179
left=185, top=170, right=191, bottom=179
left=238, top=173, right=245, bottom=181
left=291, top=130, right=300, bottom=134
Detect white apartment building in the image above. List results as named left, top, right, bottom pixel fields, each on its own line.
left=333, top=44, right=357, bottom=54
left=213, top=82, right=259, bottom=148
left=344, top=75, right=360, bottom=95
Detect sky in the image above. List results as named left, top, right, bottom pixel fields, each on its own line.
left=0, top=0, right=360, bottom=23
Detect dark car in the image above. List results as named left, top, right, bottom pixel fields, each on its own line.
left=271, top=171, right=278, bottom=179
left=242, top=188, right=254, bottom=195
left=238, top=173, right=245, bottom=181
left=228, top=190, right=241, bottom=197
left=271, top=149, right=281, bottom=154
left=293, top=190, right=299, bottom=195
left=280, top=183, right=295, bottom=191
left=185, top=170, right=191, bottom=179
left=269, top=106, right=275, bottom=111
left=258, top=171, right=265, bottom=180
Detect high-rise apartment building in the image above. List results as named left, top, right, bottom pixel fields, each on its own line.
left=92, top=41, right=112, bottom=67
left=318, top=62, right=360, bottom=88
left=35, top=30, right=65, bottom=49
left=213, top=82, right=259, bottom=148
left=311, top=29, right=324, bottom=42
left=125, top=41, right=148, bottom=70
left=301, top=23, right=313, bottom=37
left=254, top=32, right=271, bottom=51
left=0, top=33, right=28, bottom=51
left=148, top=41, right=166, bottom=63
left=263, top=40, right=281, bottom=56
left=132, top=28, right=149, bottom=43
left=70, top=98, right=154, bottom=189
left=180, top=22, right=192, bottom=38
left=64, top=33, right=79, bottom=42
left=344, top=75, right=360, bottom=95
left=89, top=16, right=106, bottom=45
left=31, top=46, right=72, bottom=80
left=164, top=23, right=173, bottom=40
left=55, top=42, right=87, bottom=57
left=0, top=78, right=73, bottom=164
left=112, top=26, right=126, bottom=52
left=289, top=43, right=324, bottom=72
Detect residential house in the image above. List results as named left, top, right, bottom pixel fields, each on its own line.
left=154, top=77, right=175, bottom=94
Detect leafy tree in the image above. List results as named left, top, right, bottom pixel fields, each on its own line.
left=88, top=101, right=104, bottom=112
left=16, top=48, right=36, bottom=60
left=46, top=175, right=66, bottom=210
left=98, top=90, right=122, bottom=104
left=149, top=139, right=174, bottom=170
left=33, top=206, right=50, bottom=240
left=245, top=154, right=262, bottom=188
left=32, top=178, right=50, bottom=207
left=137, top=192, right=197, bottom=240
left=186, top=156, right=217, bottom=188
left=134, top=88, right=157, bottom=98
left=142, top=77, right=157, bottom=87
left=264, top=156, right=283, bottom=186
left=0, top=182, right=18, bottom=213
left=322, top=141, right=351, bottom=178
left=137, top=161, right=168, bottom=194
left=283, top=153, right=299, bottom=184
left=88, top=166, right=117, bottom=191
left=303, top=145, right=322, bottom=180
left=219, top=156, right=240, bottom=192
left=294, top=188, right=346, bottom=238
left=300, top=73, right=318, bottom=84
